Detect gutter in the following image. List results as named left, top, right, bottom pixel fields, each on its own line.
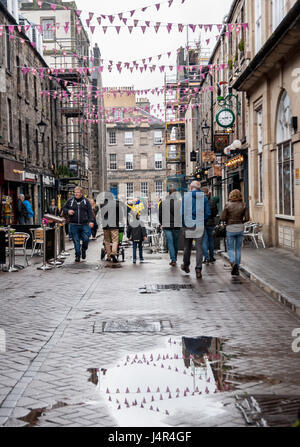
left=233, top=0, right=300, bottom=90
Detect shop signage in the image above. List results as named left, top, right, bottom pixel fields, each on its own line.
left=68, top=160, right=78, bottom=176
left=23, top=172, right=38, bottom=183
left=214, top=134, right=229, bottom=152
left=214, top=166, right=222, bottom=177
left=42, top=175, right=55, bottom=186
left=202, top=151, right=216, bottom=163
left=296, top=168, right=300, bottom=186
left=0, top=159, right=24, bottom=183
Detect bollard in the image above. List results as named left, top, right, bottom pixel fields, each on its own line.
left=58, top=224, right=69, bottom=259
left=37, top=225, right=53, bottom=271
left=60, top=224, right=70, bottom=257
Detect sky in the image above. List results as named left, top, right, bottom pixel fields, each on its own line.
left=74, top=0, right=233, bottom=116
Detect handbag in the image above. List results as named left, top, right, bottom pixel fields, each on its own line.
left=214, top=222, right=227, bottom=238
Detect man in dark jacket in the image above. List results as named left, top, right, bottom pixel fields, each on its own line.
left=159, top=188, right=182, bottom=267
left=63, top=187, right=94, bottom=262
left=202, top=188, right=219, bottom=264
left=16, top=194, right=28, bottom=225
left=99, top=193, right=126, bottom=263
left=181, top=181, right=211, bottom=279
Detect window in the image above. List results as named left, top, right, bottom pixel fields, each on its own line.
left=154, top=130, right=163, bottom=144
left=7, top=99, right=12, bottom=143
left=277, top=92, right=294, bottom=217
left=125, top=154, right=133, bottom=170
left=155, top=181, right=163, bottom=198
left=34, top=76, right=38, bottom=108
left=257, top=110, right=263, bottom=203
left=35, top=129, right=39, bottom=164
left=109, top=131, right=116, bottom=145
left=26, top=123, right=30, bottom=155
left=127, top=183, right=134, bottom=199
left=6, top=32, right=11, bottom=72
left=24, top=65, right=29, bottom=100
left=42, top=19, right=55, bottom=41
left=273, top=0, right=285, bottom=30
left=109, top=154, right=117, bottom=170
left=140, top=131, right=148, bottom=145
left=16, top=56, right=21, bottom=92
left=141, top=182, right=148, bottom=198
left=114, top=109, right=123, bottom=121
left=19, top=120, right=22, bottom=152
left=125, top=131, right=133, bottom=145
left=255, top=0, right=262, bottom=53
left=155, top=153, right=163, bottom=170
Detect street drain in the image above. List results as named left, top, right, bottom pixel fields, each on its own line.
left=236, top=394, right=300, bottom=427
left=139, top=284, right=193, bottom=294
left=63, top=263, right=100, bottom=270
left=99, top=320, right=172, bottom=333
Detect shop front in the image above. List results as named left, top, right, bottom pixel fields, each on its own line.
left=21, top=171, right=40, bottom=224
left=0, top=158, right=24, bottom=225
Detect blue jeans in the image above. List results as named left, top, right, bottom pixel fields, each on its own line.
left=202, top=226, right=215, bottom=261
left=69, top=224, right=90, bottom=257
left=133, top=241, right=143, bottom=262
left=227, top=231, right=244, bottom=267
left=164, top=229, right=180, bottom=262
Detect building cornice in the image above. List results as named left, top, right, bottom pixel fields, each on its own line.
left=233, top=0, right=300, bottom=91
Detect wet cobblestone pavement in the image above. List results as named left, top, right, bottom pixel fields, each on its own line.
left=0, top=239, right=300, bottom=427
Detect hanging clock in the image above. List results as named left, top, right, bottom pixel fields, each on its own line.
left=216, top=108, right=235, bottom=128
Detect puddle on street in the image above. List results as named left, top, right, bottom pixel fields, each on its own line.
left=92, top=336, right=243, bottom=427
left=19, top=402, right=68, bottom=427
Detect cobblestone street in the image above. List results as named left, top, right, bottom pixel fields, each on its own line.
left=0, top=239, right=300, bottom=428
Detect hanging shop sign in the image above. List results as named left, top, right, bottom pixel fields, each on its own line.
left=216, top=108, right=235, bottom=128
left=225, top=155, right=244, bottom=169
left=42, top=175, right=55, bottom=186
left=202, top=151, right=216, bottom=163
left=214, top=134, right=229, bottom=152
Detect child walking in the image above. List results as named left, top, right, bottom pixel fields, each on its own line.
left=127, top=214, right=147, bottom=264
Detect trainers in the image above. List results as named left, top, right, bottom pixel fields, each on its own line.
left=133, top=260, right=136, bottom=264
left=203, top=259, right=210, bottom=265
left=231, top=263, right=239, bottom=276
left=196, top=270, right=202, bottom=279
left=181, top=264, right=190, bottom=274
left=81, top=249, right=86, bottom=260
left=209, top=257, right=216, bottom=263
left=111, top=254, right=118, bottom=264
left=75, top=256, right=80, bottom=263
left=170, top=261, right=177, bottom=267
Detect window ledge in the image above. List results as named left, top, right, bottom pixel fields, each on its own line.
left=255, top=202, right=264, bottom=207
left=275, top=214, right=295, bottom=221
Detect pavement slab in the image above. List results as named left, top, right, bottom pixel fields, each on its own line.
left=0, top=239, right=300, bottom=427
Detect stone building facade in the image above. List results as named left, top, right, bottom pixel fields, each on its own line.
left=190, top=0, right=300, bottom=256
left=0, top=1, right=63, bottom=224
left=104, top=89, right=166, bottom=207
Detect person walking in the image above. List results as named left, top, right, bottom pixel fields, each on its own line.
left=23, top=195, right=34, bottom=225
left=62, top=187, right=94, bottom=262
left=159, top=188, right=182, bottom=267
left=181, top=181, right=211, bottom=279
left=201, top=188, right=219, bottom=264
left=127, top=213, right=147, bottom=264
left=16, top=194, right=28, bottom=225
left=89, top=198, right=99, bottom=240
left=99, top=193, right=125, bottom=263
left=221, top=189, right=250, bottom=276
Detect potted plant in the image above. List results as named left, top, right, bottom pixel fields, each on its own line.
left=228, top=59, right=233, bottom=71
left=238, top=39, right=245, bottom=58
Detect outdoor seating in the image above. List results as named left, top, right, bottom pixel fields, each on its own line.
left=243, top=223, right=266, bottom=249
left=30, top=228, right=44, bottom=257
left=10, top=232, right=30, bottom=267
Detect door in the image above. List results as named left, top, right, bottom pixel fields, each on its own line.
left=110, top=185, right=118, bottom=199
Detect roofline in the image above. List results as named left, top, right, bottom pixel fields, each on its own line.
left=233, top=0, right=300, bottom=90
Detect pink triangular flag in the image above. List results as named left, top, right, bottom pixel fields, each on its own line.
left=102, top=26, right=107, bottom=34
left=155, top=3, right=160, bottom=11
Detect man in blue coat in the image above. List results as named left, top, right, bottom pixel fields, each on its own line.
left=181, top=181, right=211, bottom=279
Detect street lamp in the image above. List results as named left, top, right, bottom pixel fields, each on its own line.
left=202, top=121, right=210, bottom=143
left=37, top=119, right=47, bottom=143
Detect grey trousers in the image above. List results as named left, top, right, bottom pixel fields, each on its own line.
left=183, top=228, right=204, bottom=271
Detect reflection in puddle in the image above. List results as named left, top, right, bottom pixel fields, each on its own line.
left=97, top=336, right=237, bottom=427
left=19, top=402, right=68, bottom=427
